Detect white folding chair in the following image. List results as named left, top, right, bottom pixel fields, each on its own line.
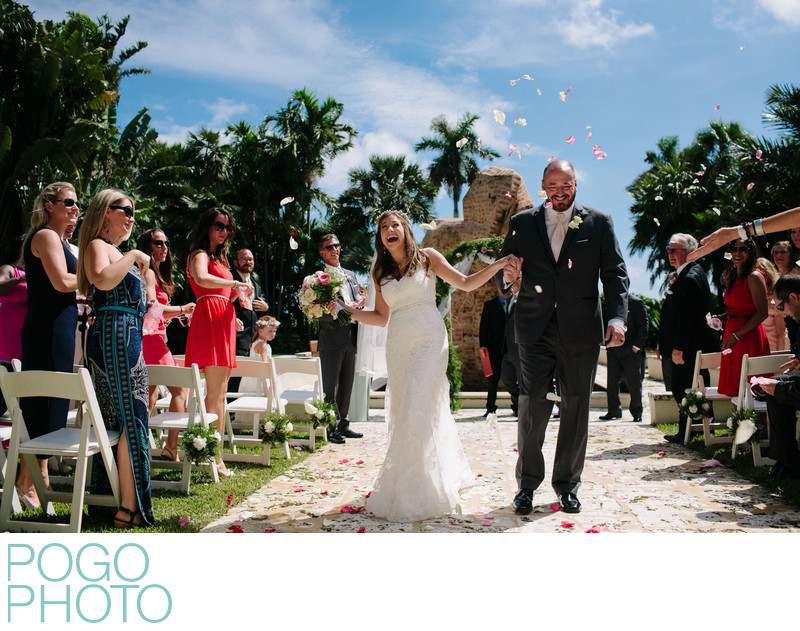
left=731, top=353, right=792, bottom=465
left=0, top=359, right=23, bottom=514
left=0, top=366, right=120, bottom=533
left=684, top=351, right=734, bottom=445
left=273, top=356, right=327, bottom=450
left=147, top=363, right=219, bottom=493
left=222, top=358, right=288, bottom=465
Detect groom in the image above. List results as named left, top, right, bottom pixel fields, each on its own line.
left=496, top=159, right=629, bottom=514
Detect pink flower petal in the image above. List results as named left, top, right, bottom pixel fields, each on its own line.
left=658, top=451, right=666, bottom=456
left=366, top=491, right=372, bottom=498
left=746, top=182, right=754, bottom=190
left=504, top=191, right=513, bottom=199
left=264, top=528, right=276, bottom=533
left=568, top=259, right=573, bottom=269
left=548, top=156, right=555, bottom=162
left=341, top=506, right=365, bottom=514
left=695, top=171, right=705, bottom=176
left=227, top=525, right=243, bottom=533
left=722, top=348, right=733, bottom=355
left=320, top=490, right=328, bottom=495
left=755, top=149, right=763, bottom=159
left=293, top=488, right=305, bottom=493
left=522, top=74, right=533, bottom=80
left=226, top=494, right=233, bottom=506
left=476, top=473, right=483, bottom=477
left=550, top=503, right=562, bottom=512
left=338, top=459, right=349, bottom=464
left=585, top=525, right=601, bottom=533
left=449, top=520, right=457, bottom=525
left=566, top=135, right=575, bottom=144
left=482, top=521, right=493, bottom=527
left=356, top=460, right=364, bottom=465
left=357, top=526, right=366, bottom=533
left=715, top=104, right=720, bottom=110
left=560, top=521, right=574, bottom=528
left=178, top=517, right=189, bottom=526
left=593, top=150, right=607, bottom=160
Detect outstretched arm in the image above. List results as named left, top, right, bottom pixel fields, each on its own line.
left=337, top=282, right=391, bottom=327
left=689, top=205, right=800, bottom=260
left=426, top=248, right=519, bottom=292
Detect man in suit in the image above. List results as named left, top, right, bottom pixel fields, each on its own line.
left=658, top=233, right=719, bottom=444
left=479, top=286, right=512, bottom=416
left=317, top=234, right=364, bottom=444
left=229, top=248, right=270, bottom=392
left=500, top=277, right=522, bottom=416
left=600, top=294, right=648, bottom=423
left=752, top=274, right=800, bottom=482
left=497, top=159, right=629, bottom=515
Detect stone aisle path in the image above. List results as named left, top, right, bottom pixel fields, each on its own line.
left=203, top=406, right=800, bottom=534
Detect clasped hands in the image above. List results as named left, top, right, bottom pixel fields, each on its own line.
left=330, top=286, right=367, bottom=314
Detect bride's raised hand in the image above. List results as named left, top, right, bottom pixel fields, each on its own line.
left=499, top=254, right=522, bottom=282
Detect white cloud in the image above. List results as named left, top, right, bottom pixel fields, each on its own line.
left=555, top=0, right=655, bottom=49
left=204, top=98, right=250, bottom=128
left=756, top=0, right=800, bottom=28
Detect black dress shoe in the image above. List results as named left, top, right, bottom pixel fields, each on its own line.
left=560, top=492, right=581, bottom=513
left=512, top=488, right=534, bottom=515
left=328, top=429, right=345, bottom=444
left=598, top=412, right=622, bottom=421
left=664, top=434, right=682, bottom=444
left=631, top=415, right=642, bottom=423
left=339, top=427, right=363, bottom=439
left=483, top=409, right=497, bottom=418
left=754, top=463, right=800, bottom=483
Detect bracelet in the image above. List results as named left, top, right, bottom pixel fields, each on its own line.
left=732, top=333, right=739, bottom=342
left=753, top=218, right=765, bottom=236
left=179, top=305, right=183, bottom=315
left=737, top=224, right=748, bottom=240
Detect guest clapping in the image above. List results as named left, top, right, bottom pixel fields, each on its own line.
left=137, top=228, right=196, bottom=461
left=78, top=189, right=153, bottom=528
left=185, top=208, right=248, bottom=477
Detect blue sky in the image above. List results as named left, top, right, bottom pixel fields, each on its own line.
left=25, top=0, right=800, bottom=297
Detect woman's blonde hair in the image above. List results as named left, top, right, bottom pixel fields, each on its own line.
left=77, top=189, right=132, bottom=296
left=371, top=210, right=429, bottom=285
left=18, top=182, right=75, bottom=268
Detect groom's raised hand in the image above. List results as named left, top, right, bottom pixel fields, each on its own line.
left=503, top=256, right=523, bottom=284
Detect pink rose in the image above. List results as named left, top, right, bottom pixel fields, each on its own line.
left=317, top=273, right=331, bottom=285
left=481, top=246, right=488, bottom=253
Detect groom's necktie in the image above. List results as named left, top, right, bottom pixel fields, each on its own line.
left=551, top=214, right=566, bottom=259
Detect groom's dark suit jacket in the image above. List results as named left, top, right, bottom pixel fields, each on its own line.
left=498, top=202, right=629, bottom=347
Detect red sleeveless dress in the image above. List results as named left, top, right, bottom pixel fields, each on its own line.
left=717, top=270, right=770, bottom=396
left=185, top=258, right=236, bottom=370
left=143, top=283, right=175, bottom=366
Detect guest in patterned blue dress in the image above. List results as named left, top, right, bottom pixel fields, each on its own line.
left=16, top=182, right=80, bottom=510
left=77, top=189, right=154, bottom=528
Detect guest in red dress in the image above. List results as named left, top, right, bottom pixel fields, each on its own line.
left=717, top=239, right=771, bottom=397
left=184, top=208, right=249, bottom=476
left=0, top=234, right=27, bottom=362
left=137, top=228, right=196, bottom=461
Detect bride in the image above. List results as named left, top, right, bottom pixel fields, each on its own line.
left=337, top=211, right=519, bottom=522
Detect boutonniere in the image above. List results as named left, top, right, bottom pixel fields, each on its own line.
left=568, top=215, right=583, bottom=230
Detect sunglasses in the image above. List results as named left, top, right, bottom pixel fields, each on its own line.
left=728, top=245, right=749, bottom=254
left=53, top=198, right=79, bottom=208
left=110, top=204, right=135, bottom=218
left=665, top=247, right=685, bottom=254
left=213, top=221, right=233, bottom=233
left=777, top=296, right=790, bottom=311
left=152, top=239, right=170, bottom=248
left=323, top=243, right=341, bottom=251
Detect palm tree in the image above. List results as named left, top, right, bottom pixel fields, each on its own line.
left=415, top=113, right=499, bottom=218
left=763, top=83, right=800, bottom=139
left=339, top=155, right=436, bottom=224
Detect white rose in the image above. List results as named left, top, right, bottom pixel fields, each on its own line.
left=681, top=398, right=688, bottom=406
left=304, top=402, right=318, bottom=415
left=264, top=421, right=274, bottom=433
left=689, top=405, right=698, bottom=414
left=192, top=437, right=207, bottom=451
left=315, top=411, right=324, bottom=419
left=212, top=432, right=221, bottom=441
left=285, top=423, right=293, bottom=432
left=327, top=410, right=336, bottom=419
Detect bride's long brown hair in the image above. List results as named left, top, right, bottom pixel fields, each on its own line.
left=372, top=211, right=430, bottom=285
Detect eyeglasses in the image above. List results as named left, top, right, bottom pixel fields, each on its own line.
left=53, top=198, right=79, bottom=208
left=773, top=249, right=790, bottom=255
left=323, top=243, right=341, bottom=251
left=110, top=205, right=134, bottom=218
left=152, top=239, right=169, bottom=248
left=777, top=296, right=790, bottom=311
left=728, top=246, right=749, bottom=254
left=665, top=247, right=685, bottom=254
left=212, top=221, right=233, bottom=233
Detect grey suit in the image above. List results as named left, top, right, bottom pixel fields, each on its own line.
left=497, top=202, right=629, bottom=495
left=317, top=267, right=360, bottom=428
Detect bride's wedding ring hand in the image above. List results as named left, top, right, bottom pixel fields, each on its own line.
left=501, top=254, right=523, bottom=283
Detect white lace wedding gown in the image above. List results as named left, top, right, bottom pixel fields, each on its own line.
left=366, top=268, right=474, bottom=522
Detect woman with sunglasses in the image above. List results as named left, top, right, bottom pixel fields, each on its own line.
left=137, top=228, right=196, bottom=461
left=185, top=208, right=249, bottom=477
left=717, top=239, right=771, bottom=396
left=768, top=242, right=798, bottom=352
left=15, top=182, right=80, bottom=510
left=78, top=189, right=154, bottom=528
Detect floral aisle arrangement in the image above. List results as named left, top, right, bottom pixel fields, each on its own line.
left=260, top=412, right=293, bottom=445
left=182, top=423, right=221, bottom=464
left=298, top=266, right=352, bottom=332
left=677, top=390, right=712, bottom=422
left=304, top=401, right=338, bottom=429
left=726, top=409, right=762, bottom=445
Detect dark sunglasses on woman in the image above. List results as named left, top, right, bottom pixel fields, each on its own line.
left=110, top=204, right=135, bottom=218
left=213, top=221, right=233, bottom=233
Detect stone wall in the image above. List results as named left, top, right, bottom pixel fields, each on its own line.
left=421, top=166, right=535, bottom=390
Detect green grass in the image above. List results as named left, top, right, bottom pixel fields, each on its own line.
left=657, top=423, right=800, bottom=507
left=5, top=437, right=319, bottom=533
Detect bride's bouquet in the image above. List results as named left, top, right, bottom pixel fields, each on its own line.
left=298, top=266, right=352, bottom=331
